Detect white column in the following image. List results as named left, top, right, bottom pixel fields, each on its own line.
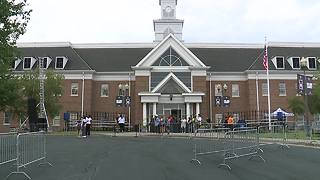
left=196, top=103, right=200, bottom=116
left=153, top=103, right=157, bottom=116
left=143, top=103, right=147, bottom=126
left=186, top=103, right=190, bottom=119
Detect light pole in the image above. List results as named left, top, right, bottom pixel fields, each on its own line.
left=300, top=57, right=311, bottom=137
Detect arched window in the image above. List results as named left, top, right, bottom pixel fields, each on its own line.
left=159, top=47, right=183, bottom=66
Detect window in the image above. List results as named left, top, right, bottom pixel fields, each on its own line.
left=276, top=57, right=284, bottom=69
left=215, top=114, right=223, bottom=124
left=232, top=84, right=240, bottom=97
left=42, top=57, right=48, bottom=69
left=101, top=84, right=109, bottom=97
left=292, top=57, right=300, bottom=69
left=215, top=84, right=222, bottom=96
left=279, top=83, right=286, bottom=96
left=71, top=83, right=79, bottom=96
left=70, top=113, right=79, bottom=121
left=308, top=57, right=316, bottom=70
left=56, top=57, right=64, bottom=69
left=4, top=112, right=12, bottom=125
left=52, top=115, right=60, bottom=126
left=262, top=83, right=268, bottom=96
left=23, top=57, right=32, bottom=69
left=118, top=83, right=129, bottom=96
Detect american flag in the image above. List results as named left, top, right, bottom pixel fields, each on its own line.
left=263, top=45, right=268, bottom=70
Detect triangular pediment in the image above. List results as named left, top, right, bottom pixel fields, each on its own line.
left=134, top=34, right=207, bottom=68
left=152, top=72, right=191, bottom=93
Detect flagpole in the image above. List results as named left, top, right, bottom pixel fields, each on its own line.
left=265, top=38, right=272, bottom=130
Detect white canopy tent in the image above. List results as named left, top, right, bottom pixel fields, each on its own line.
left=270, top=108, right=294, bottom=117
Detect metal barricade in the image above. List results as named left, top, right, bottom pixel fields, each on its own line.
left=258, top=124, right=289, bottom=151
left=0, top=133, right=17, bottom=166
left=191, top=128, right=230, bottom=165
left=6, top=131, right=53, bottom=180
left=219, top=129, right=265, bottom=170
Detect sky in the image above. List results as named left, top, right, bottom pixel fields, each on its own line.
left=17, top=0, right=320, bottom=44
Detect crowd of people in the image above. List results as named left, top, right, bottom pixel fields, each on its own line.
left=150, top=114, right=204, bottom=134
left=76, top=115, right=92, bottom=137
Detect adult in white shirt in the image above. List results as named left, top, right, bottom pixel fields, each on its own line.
left=86, top=115, right=92, bottom=136
left=197, top=114, right=202, bottom=128
left=180, top=117, right=187, bottom=133
left=118, top=114, right=125, bottom=132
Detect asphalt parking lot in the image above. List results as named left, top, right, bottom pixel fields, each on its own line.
left=1, top=135, right=320, bottom=180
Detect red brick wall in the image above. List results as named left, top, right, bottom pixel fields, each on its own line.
left=193, top=76, right=209, bottom=119
left=133, top=76, right=149, bottom=125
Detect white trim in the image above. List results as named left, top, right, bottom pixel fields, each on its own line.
left=191, top=70, right=207, bottom=76
left=135, top=34, right=207, bottom=68
left=185, top=43, right=263, bottom=49
left=272, top=56, right=285, bottom=70
left=73, top=43, right=157, bottom=49
left=268, top=42, right=320, bottom=48
left=17, top=42, right=71, bottom=48
left=64, top=73, right=93, bottom=80
left=152, top=72, right=191, bottom=93
left=93, top=75, right=135, bottom=81
left=210, top=75, right=248, bottom=81
left=16, top=41, right=320, bottom=49
left=134, top=70, right=151, bottom=76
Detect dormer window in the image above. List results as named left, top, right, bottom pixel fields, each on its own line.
left=40, top=57, right=52, bottom=69
left=23, top=57, right=37, bottom=70
left=307, top=57, right=316, bottom=70
left=55, top=56, right=68, bottom=69
left=292, top=57, right=300, bottom=69
left=272, top=56, right=285, bottom=69
left=287, top=57, right=300, bottom=69
left=11, top=59, right=22, bottom=70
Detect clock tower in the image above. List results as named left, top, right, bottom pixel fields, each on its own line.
left=154, top=0, right=184, bottom=42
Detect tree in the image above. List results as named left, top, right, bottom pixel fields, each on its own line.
left=0, top=0, right=32, bottom=111
left=21, top=69, right=64, bottom=119
left=288, top=97, right=304, bottom=121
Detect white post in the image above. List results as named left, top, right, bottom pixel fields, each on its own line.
left=209, top=72, right=212, bottom=122
left=256, top=72, right=260, bottom=120
left=196, top=103, right=200, bottom=116
left=153, top=103, right=157, bottom=116
left=143, top=103, right=147, bottom=126
left=81, top=72, right=85, bottom=116
left=128, top=72, right=131, bottom=130
left=186, top=103, right=190, bottom=119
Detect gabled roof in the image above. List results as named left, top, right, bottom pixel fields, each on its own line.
left=135, top=34, right=208, bottom=68
left=152, top=72, right=191, bottom=93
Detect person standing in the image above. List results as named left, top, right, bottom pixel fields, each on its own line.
left=81, top=116, right=87, bottom=138
left=154, top=115, right=160, bottom=134
left=86, top=115, right=92, bottom=136
left=76, top=119, right=81, bottom=137
left=181, top=116, right=187, bottom=133
left=118, top=114, right=125, bottom=132
left=197, top=114, right=202, bottom=129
